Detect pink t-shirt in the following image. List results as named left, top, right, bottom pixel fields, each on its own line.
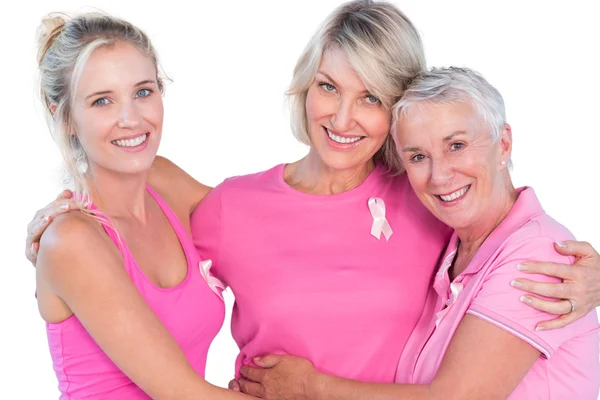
left=396, top=188, right=600, bottom=398
left=46, top=186, right=225, bottom=399
left=190, top=163, right=452, bottom=382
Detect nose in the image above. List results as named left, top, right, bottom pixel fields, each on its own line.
left=117, top=101, right=141, bottom=129
left=330, top=97, right=356, bottom=132
left=430, top=157, right=454, bottom=186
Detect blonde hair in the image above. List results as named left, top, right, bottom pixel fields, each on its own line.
left=37, top=12, right=164, bottom=208
left=288, top=0, right=426, bottom=174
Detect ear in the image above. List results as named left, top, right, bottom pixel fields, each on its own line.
left=498, top=123, right=512, bottom=169
left=49, top=102, right=57, bottom=115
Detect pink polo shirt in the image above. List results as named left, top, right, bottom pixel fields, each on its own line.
left=396, top=188, right=600, bottom=398
left=190, top=163, right=452, bottom=382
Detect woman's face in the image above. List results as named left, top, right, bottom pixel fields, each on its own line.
left=395, top=100, right=511, bottom=232
left=305, top=47, right=391, bottom=172
left=70, top=41, right=164, bottom=178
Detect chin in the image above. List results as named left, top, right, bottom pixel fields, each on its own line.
left=318, top=150, right=371, bottom=171
left=110, top=157, right=155, bottom=176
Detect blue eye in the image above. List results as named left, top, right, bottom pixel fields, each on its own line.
left=92, top=97, right=109, bottom=107
left=365, top=95, right=381, bottom=105
left=318, top=82, right=336, bottom=92
left=136, top=88, right=152, bottom=98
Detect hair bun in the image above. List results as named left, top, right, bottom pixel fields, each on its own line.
left=37, top=13, right=70, bottom=65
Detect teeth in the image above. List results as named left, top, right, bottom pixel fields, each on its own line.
left=112, top=134, right=148, bottom=147
left=326, top=129, right=362, bottom=144
left=440, top=186, right=469, bottom=202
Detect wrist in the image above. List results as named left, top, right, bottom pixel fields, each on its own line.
left=306, top=370, right=329, bottom=400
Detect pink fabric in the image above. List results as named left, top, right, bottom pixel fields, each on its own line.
left=396, top=187, right=600, bottom=399
left=190, top=163, right=452, bottom=382
left=46, top=186, right=225, bottom=399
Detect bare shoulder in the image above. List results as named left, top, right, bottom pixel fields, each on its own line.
left=149, top=156, right=212, bottom=215
left=37, top=212, right=119, bottom=280
left=39, top=212, right=105, bottom=254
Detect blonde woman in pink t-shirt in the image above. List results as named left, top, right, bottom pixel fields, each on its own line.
left=27, top=1, right=600, bottom=397
left=236, top=68, right=600, bottom=399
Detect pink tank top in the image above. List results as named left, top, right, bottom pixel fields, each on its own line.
left=45, top=186, right=225, bottom=399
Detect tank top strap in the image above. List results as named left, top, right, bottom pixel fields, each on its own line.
left=145, top=185, right=195, bottom=254
left=87, top=203, right=129, bottom=261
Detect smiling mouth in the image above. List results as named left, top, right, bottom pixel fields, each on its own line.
left=111, top=133, right=148, bottom=147
left=325, top=127, right=365, bottom=144
left=436, top=185, right=471, bottom=202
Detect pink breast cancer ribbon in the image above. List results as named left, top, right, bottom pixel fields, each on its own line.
left=368, top=197, right=393, bottom=241
left=199, top=259, right=225, bottom=300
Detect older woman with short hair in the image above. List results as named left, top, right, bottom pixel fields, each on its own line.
left=237, top=67, right=600, bottom=399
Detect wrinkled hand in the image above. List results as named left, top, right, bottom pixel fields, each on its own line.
left=513, top=240, right=600, bottom=330
left=25, top=189, right=78, bottom=265
left=228, top=379, right=241, bottom=392
left=238, top=355, right=317, bottom=400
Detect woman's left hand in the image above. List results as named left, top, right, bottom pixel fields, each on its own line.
left=513, top=240, right=600, bottom=330
left=238, top=354, right=317, bottom=400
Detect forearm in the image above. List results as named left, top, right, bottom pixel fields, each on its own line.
left=202, top=384, right=257, bottom=400
left=310, top=373, right=431, bottom=400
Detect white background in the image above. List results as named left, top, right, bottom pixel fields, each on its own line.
left=0, top=0, right=598, bottom=398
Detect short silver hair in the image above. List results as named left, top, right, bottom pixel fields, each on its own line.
left=392, top=66, right=506, bottom=142
left=288, top=0, right=426, bottom=173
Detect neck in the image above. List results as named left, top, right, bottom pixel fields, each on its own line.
left=285, top=149, right=375, bottom=195
left=84, top=164, right=150, bottom=223
left=453, top=176, right=518, bottom=277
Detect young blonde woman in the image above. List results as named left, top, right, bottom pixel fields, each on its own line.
left=35, top=12, right=255, bottom=400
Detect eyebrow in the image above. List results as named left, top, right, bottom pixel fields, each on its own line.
left=85, top=79, right=157, bottom=100
left=315, top=71, right=371, bottom=95
left=443, top=131, right=467, bottom=141
left=402, top=131, right=468, bottom=153
left=316, top=71, right=339, bottom=88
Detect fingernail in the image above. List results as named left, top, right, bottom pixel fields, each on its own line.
left=61, top=204, right=69, bottom=210
left=555, top=241, right=566, bottom=248
left=253, top=356, right=261, bottom=363
left=535, top=326, right=546, bottom=331
left=520, top=296, right=531, bottom=304
left=510, top=280, right=522, bottom=288
left=516, top=263, right=528, bottom=271
left=43, top=216, right=49, bottom=223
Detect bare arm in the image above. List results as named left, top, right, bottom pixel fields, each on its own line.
left=149, top=155, right=212, bottom=216
left=37, top=213, right=252, bottom=400
left=238, top=315, right=539, bottom=400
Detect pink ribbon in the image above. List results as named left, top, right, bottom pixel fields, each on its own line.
left=199, top=259, right=225, bottom=300
left=368, top=197, right=393, bottom=241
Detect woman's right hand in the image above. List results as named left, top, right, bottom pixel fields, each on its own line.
left=25, top=189, right=78, bottom=265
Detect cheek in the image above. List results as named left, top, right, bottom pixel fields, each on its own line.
left=73, top=110, right=112, bottom=143
left=305, top=89, right=330, bottom=122
left=405, top=165, right=429, bottom=192
left=361, top=110, right=390, bottom=140
left=145, top=99, right=164, bottom=127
